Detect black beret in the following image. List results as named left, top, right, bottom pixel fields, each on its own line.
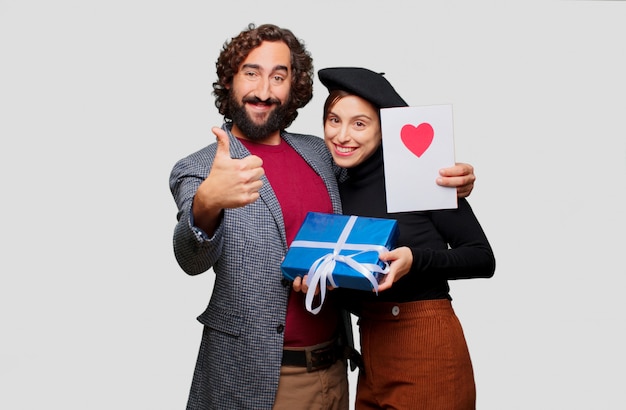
left=318, top=67, right=408, bottom=109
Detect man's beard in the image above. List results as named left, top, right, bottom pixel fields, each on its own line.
left=229, top=95, right=290, bottom=142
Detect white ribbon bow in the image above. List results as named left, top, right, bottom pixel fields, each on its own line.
left=290, top=215, right=391, bottom=315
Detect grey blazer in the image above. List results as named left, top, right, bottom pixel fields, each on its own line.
left=170, top=124, right=349, bottom=409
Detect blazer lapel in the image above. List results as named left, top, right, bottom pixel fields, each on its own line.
left=223, top=124, right=288, bottom=251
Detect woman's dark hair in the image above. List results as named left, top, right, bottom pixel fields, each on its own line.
left=213, top=23, right=314, bottom=130
left=322, top=89, right=382, bottom=128
left=323, top=89, right=351, bottom=124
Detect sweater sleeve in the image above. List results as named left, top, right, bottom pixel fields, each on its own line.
left=409, top=198, right=496, bottom=280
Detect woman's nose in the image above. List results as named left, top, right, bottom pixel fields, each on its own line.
left=336, top=126, right=351, bottom=143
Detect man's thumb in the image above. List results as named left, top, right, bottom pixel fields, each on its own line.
left=212, top=127, right=230, bottom=157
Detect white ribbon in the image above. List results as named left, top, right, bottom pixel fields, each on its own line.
left=290, top=215, right=391, bottom=315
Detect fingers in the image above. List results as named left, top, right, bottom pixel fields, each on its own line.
left=376, top=271, right=396, bottom=292
left=456, top=182, right=474, bottom=198
left=292, top=275, right=312, bottom=293
left=376, top=252, right=396, bottom=292
left=439, top=162, right=474, bottom=177
left=437, top=174, right=475, bottom=188
left=297, top=274, right=328, bottom=295
left=376, top=247, right=413, bottom=292
left=213, top=126, right=264, bottom=174
left=436, top=162, right=475, bottom=198
left=212, top=126, right=264, bottom=181
left=456, top=162, right=475, bottom=176
left=203, top=128, right=265, bottom=207
left=292, top=276, right=303, bottom=292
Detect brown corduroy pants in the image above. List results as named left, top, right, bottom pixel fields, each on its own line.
left=356, top=299, right=476, bottom=410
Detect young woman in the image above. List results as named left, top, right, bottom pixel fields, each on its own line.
left=318, top=67, right=496, bottom=410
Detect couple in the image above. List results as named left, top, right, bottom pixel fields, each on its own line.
left=169, top=23, right=495, bottom=410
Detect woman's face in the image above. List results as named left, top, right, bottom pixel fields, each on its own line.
left=324, top=95, right=381, bottom=169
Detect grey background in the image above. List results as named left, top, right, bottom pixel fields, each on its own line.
left=1, top=1, right=624, bottom=409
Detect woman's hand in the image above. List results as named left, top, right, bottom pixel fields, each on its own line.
left=377, top=246, right=413, bottom=292
left=437, top=162, right=476, bottom=198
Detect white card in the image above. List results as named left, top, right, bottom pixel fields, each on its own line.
left=381, top=104, right=457, bottom=212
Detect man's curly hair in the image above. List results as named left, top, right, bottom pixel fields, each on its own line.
left=213, top=23, right=314, bottom=131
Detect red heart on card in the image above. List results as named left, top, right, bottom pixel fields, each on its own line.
left=400, top=123, right=434, bottom=157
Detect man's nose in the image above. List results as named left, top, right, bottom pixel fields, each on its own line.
left=254, top=78, right=271, bottom=101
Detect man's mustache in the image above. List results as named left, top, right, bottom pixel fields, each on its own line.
left=242, top=96, right=281, bottom=106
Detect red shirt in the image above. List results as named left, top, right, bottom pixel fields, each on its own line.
left=239, top=138, right=338, bottom=347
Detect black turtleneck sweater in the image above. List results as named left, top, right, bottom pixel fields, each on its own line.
left=337, top=146, right=495, bottom=310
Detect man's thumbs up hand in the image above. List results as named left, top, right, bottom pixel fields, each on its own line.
left=191, top=127, right=265, bottom=234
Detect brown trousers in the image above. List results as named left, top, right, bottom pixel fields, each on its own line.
left=356, top=299, right=476, bottom=410
left=273, top=359, right=349, bottom=410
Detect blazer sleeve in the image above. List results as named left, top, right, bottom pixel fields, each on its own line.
left=169, top=147, right=224, bottom=275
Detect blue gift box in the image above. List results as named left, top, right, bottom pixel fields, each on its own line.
left=281, top=212, right=399, bottom=292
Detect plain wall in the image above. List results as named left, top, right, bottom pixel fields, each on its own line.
left=1, top=1, right=625, bottom=409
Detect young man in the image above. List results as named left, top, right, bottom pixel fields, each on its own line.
left=169, top=23, right=476, bottom=410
